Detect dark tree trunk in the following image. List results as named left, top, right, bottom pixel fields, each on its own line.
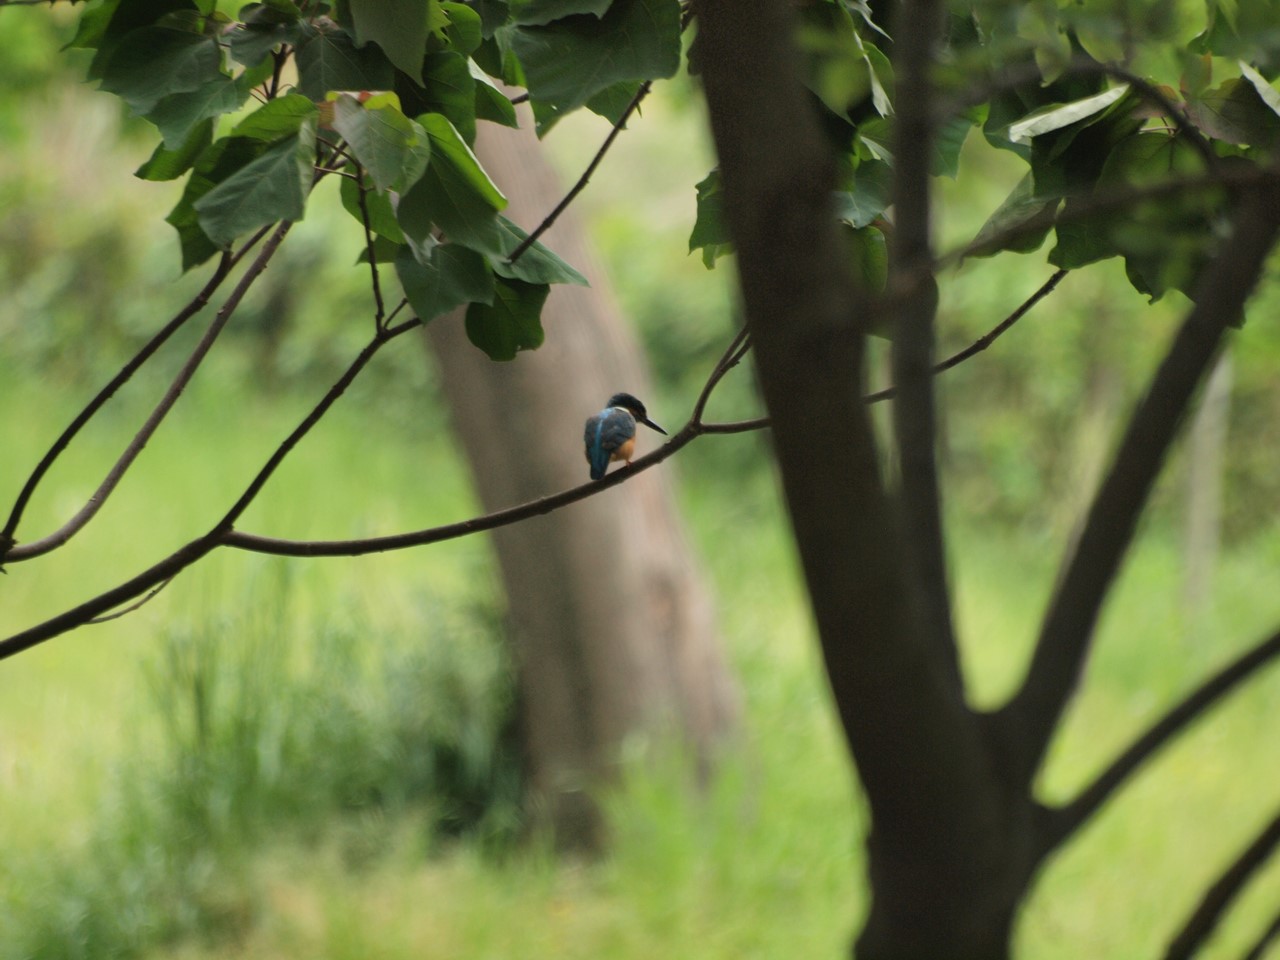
left=425, top=110, right=740, bottom=850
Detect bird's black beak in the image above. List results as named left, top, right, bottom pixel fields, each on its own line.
left=640, top=416, right=668, bottom=436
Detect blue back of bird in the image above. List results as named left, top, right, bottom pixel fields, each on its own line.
left=584, top=407, right=636, bottom=480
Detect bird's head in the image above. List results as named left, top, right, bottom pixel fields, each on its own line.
left=606, top=392, right=667, bottom=435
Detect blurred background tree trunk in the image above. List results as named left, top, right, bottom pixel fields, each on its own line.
left=424, top=110, right=740, bottom=851
left=1183, top=347, right=1233, bottom=630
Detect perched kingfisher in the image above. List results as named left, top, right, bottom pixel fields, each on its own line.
left=584, top=393, right=668, bottom=480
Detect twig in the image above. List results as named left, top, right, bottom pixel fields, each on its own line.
left=699, top=269, right=1068, bottom=433
left=213, top=314, right=423, bottom=533
left=352, top=163, right=387, bottom=329
left=86, top=577, right=176, bottom=625
left=5, top=223, right=293, bottom=563
left=1164, top=806, right=1280, bottom=960
left=690, top=326, right=750, bottom=424
left=1041, top=626, right=1280, bottom=850
left=507, top=80, right=654, bottom=264
left=1241, top=907, right=1280, bottom=960
left=2, top=253, right=233, bottom=546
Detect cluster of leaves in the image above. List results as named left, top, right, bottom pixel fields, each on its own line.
left=689, top=0, right=1280, bottom=307
left=68, top=0, right=685, bottom=359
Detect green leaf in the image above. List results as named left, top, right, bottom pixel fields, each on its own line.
left=833, top=160, right=890, bottom=228
left=135, top=117, right=214, bottom=181
left=585, top=80, right=641, bottom=124
left=166, top=136, right=269, bottom=269
left=340, top=172, right=407, bottom=242
left=348, top=0, right=432, bottom=81
left=688, top=168, right=732, bottom=267
left=512, top=0, right=679, bottom=123
left=144, top=72, right=246, bottom=148
left=493, top=217, right=588, bottom=285
left=233, top=93, right=320, bottom=141
left=442, top=1, right=484, bottom=55
left=396, top=242, right=495, bottom=323
left=1239, top=62, right=1280, bottom=118
left=1186, top=78, right=1280, bottom=146
left=515, top=0, right=613, bottom=25
left=228, top=2, right=303, bottom=66
left=82, top=0, right=196, bottom=79
left=1007, top=85, right=1131, bottom=144
left=932, top=110, right=976, bottom=179
left=471, top=61, right=519, bottom=127
left=98, top=26, right=223, bottom=113
left=471, top=0, right=511, bottom=37
left=396, top=113, right=507, bottom=256
left=464, top=277, right=548, bottom=359
left=357, top=236, right=405, bottom=264
left=295, top=22, right=396, bottom=100
left=968, top=172, right=1058, bottom=257
left=418, top=52, right=479, bottom=143
left=195, top=121, right=315, bottom=247
left=840, top=223, right=887, bottom=297
left=331, top=92, right=431, bottom=192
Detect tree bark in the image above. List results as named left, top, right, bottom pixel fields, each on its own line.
left=424, top=110, right=739, bottom=850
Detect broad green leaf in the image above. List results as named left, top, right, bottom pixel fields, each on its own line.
left=331, top=93, right=430, bottom=193
left=396, top=242, right=495, bottom=323
left=419, top=52, right=479, bottom=143
left=1239, top=61, right=1280, bottom=119
left=98, top=26, right=223, bottom=113
left=295, top=22, right=396, bottom=100
left=1007, top=85, right=1130, bottom=143
left=472, top=0, right=511, bottom=37
left=233, top=93, right=320, bottom=141
left=586, top=81, right=641, bottom=124
left=349, top=0, right=433, bottom=81
left=340, top=173, right=406, bottom=243
left=968, top=172, right=1058, bottom=257
left=145, top=71, right=250, bottom=148
left=228, top=3, right=304, bottom=67
left=195, top=121, right=315, bottom=246
left=833, top=160, right=890, bottom=228
left=357, top=236, right=405, bottom=264
left=840, top=223, right=887, bottom=297
left=512, top=0, right=679, bottom=123
left=464, top=277, right=549, bottom=359
left=135, top=117, right=213, bottom=181
left=1185, top=78, right=1280, bottom=146
left=397, top=114, right=507, bottom=257
left=689, top=169, right=732, bottom=268
left=493, top=217, right=588, bottom=285
left=515, top=0, right=613, bottom=26
left=166, top=136, right=269, bottom=269
left=82, top=0, right=196, bottom=79
left=471, top=61, right=519, bottom=127
left=933, top=110, right=976, bottom=178
left=442, top=1, right=484, bottom=55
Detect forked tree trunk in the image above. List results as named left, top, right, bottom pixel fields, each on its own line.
left=425, top=110, right=739, bottom=849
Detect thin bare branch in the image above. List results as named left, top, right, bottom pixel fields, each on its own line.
left=1241, top=908, right=1280, bottom=960
left=2, top=255, right=231, bottom=547
left=1164, top=806, right=1280, bottom=960
left=352, top=163, right=388, bottom=329
left=1041, top=626, right=1280, bottom=850
left=507, top=80, right=654, bottom=264
left=690, top=326, right=750, bottom=424
left=700, top=269, right=1068, bottom=433
left=998, top=180, right=1280, bottom=785
left=86, top=577, right=175, bottom=625
left=5, top=223, right=293, bottom=564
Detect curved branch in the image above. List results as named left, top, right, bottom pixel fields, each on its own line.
left=701, top=269, right=1068, bottom=432
left=1242, top=908, right=1280, bottom=960
left=4, top=223, right=293, bottom=564
left=1040, top=626, right=1280, bottom=851
left=998, top=180, right=1280, bottom=785
left=507, top=80, right=654, bottom=265
left=1164, top=805, right=1280, bottom=960
left=3, top=253, right=231, bottom=547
